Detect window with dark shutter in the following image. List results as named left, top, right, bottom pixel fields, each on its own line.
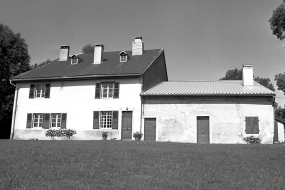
left=43, top=114, right=50, bottom=129
left=93, top=111, right=99, bottom=129
left=95, top=83, right=101, bottom=99
left=29, top=85, right=35, bottom=99
left=245, top=117, right=259, bottom=134
left=26, top=113, right=32, bottom=128
left=61, top=113, right=67, bottom=129
left=112, top=111, right=118, bottom=129
left=45, top=84, right=50, bottom=98
left=114, top=83, right=119, bottom=99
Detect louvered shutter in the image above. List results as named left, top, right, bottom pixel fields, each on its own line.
left=95, top=83, right=101, bottom=99
left=252, top=117, right=259, bottom=134
left=93, top=111, right=100, bottom=129
left=45, top=84, right=50, bottom=98
left=29, top=85, right=34, bottom=99
left=246, top=117, right=259, bottom=134
left=43, top=114, right=50, bottom=129
left=112, top=111, right=118, bottom=129
left=61, top=113, right=67, bottom=129
left=26, top=114, right=32, bottom=128
left=114, top=82, right=119, bottom=99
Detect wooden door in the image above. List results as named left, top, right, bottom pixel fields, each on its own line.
left=121, top=111, right=132, bottom=140
left=197, top=116, right=210, bottom=143
left=144, top=118, right=156, bottom=141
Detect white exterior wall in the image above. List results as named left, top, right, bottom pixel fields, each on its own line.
left=13, top=78, right=142, bottom=140
left=277, top=122, right=285, bottom=143
left=143, top=97, right=274, bottom=144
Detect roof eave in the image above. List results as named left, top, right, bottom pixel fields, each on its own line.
left=12, top=73, right=141, bottom=82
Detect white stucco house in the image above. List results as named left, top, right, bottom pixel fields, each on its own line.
left=10, top=37, right=168, bottom=140
left=141, top=65, right=276, bottom=144
left=274, top=117, right=285, bottom=143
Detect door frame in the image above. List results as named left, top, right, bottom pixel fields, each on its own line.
left=121, top=111, right=133, bottom=140
left=196, top=116, right=210, bottom=143
left=143, top=117, right=157, bottom=141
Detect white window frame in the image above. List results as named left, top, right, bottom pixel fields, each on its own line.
left=100, top=111, right=113, bottom=129
left=101, top=83, right=114, bottom=98
left=71, top=58, right=78, bottom=65
left=34, top=84, right=46, bottom=98
left=51, top=113, right=62, bottom=128
left=120, top=55, right=127, bottom=62
left=33, top=114, right=43, bottom=128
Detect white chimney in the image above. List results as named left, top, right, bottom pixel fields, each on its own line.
left=132, top=37, right=144, bottom=56
left=93, top=44, right=104, bottom=64
left=242, top=65, right=254, bottom=86
left=59, top=45, right=70, bottom=61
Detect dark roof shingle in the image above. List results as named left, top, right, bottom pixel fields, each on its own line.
left=13, top=49, right=162, bottom=81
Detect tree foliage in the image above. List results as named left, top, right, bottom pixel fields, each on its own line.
left=274, top=72, right=285, bottom=94
left=220, top=68, right=275, bottom=91
left=0, top=24, right=30, bottom=138
left=268, top=0, right=285, bottom=41
left=82, top=43, right=94, bottom=53
left=31, top=58, right=53, bottom=69
left=275, top=105, right=285, bottom=120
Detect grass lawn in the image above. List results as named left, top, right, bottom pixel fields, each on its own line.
left=1, top=141, right=285, bottom=190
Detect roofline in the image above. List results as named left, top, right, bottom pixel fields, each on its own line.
left=275, top=116, right=285, bottom=124
left=140, top=93, right=275, bottom=97
left=141, top=48, right=164, bottom=75
left=11, top=73, right=141, bottom=82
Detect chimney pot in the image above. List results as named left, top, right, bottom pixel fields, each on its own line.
left=132, top=37, right=144, bottom=56
left=242, top=65, right=254, bottom=86
left=93, top=44, right=104, bottom=64
left=59, top=45, right=70, bottom=61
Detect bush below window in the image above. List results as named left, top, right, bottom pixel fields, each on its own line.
left=45, top=129, right=76, bottom=140
left=243, top=136, right=261, bottom=144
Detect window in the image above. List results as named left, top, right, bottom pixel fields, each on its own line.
left=95, top=82, right=119, bottom=99
left=71, top=58, right=78, bottom=64
left=101, top=83, right=114, bottom=98
left=93, top=111, right=118, bottom=129
left=51, top=114, right=62, bottom=128
left=33, top=114, right=43, bottom=128
left=29, top=84, right=50, bottom=99
left=119, top=51, right=128, bottom=62
left=100, top=111, right=113, bottom=128
left=120, top=55, right=127, bottom=62
left=26, top=113, right=67, bottom=129
left=245, top=117, right=259, bottom=134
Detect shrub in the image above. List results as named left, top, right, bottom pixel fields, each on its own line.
left=133, top=131, right=143, bottom=139
left=102, top=131, right=108, bottom=138
left=243, top=136, right=262, bottom=144
left=45, top=129, right=76, bottom=140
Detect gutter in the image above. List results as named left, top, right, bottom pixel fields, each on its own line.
left=11, top=73, right=142, bottom=82
left=9, top=79, right=19, bottom=140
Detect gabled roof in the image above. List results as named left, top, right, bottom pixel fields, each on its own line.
left=12, top=49, right=163, bottom=81
left=141, top=81, right=275, bottom=96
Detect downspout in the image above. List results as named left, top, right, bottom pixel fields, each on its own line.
left=9, top=79, right=19, bottom=140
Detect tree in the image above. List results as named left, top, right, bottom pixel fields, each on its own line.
left=268, top=0, right=285, bottom=41
left=82, top=43, right=94, bottom=53
left=220, top=68, right=275, bottom=91
left=274, top=73, right=285, bottom=95
left=275, top=105, right=285, bottom=120
left=0, top=24, right=30, bottom=138
left=220, top=68, right=242, bottom=80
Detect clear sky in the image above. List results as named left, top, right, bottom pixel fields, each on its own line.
left=1, top=0, right=285, bottom=105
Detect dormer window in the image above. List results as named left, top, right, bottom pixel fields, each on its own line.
left=71, top=55, right=79, bottom=65
left=119, top=51, right=129, bottom=62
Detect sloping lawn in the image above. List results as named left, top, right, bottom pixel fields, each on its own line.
left=0, top=141, right=285, bottom=190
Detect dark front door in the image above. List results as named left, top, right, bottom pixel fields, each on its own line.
left=197, top=116, right=210, bottom=143
left=144, top=118, right=156, bottom=141
left=121, top=111, right=132, bottom=140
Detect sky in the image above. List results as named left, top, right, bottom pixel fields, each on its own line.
left=1, top=0, right=285, bottom=105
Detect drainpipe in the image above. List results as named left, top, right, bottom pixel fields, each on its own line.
left=9, top=79, right=19, bottom=140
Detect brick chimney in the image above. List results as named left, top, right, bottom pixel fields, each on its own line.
left=242, top=65, right=254, bottom=86
left=59, top=45, right=70, bottom=61
left=93, top=44, right=104, bottom=64
left=132, top=37, right=144, bottom=56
